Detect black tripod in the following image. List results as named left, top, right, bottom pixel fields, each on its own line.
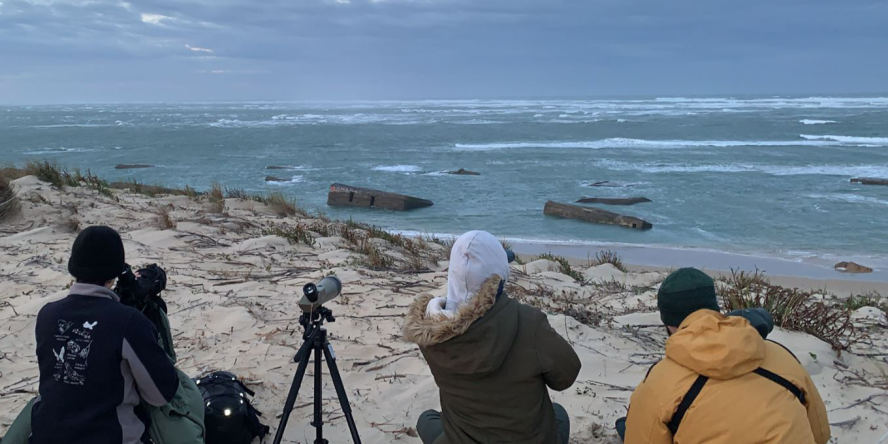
left=273, top=306, right=362, bottom=444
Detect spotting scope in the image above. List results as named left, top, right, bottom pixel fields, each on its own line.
left=298, top=276, right=342, bottom=312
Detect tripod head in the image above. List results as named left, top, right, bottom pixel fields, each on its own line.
left=298, top=307, right=335, bottom=337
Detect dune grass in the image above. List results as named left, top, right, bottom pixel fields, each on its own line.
left=0, top=174, right=20, bottom=222
left=720, top=269, right=859, bottom=350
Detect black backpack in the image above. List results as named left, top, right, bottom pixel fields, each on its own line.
left=194, top=371, right=270, bottom=444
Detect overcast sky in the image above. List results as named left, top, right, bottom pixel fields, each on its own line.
left=1, top=0, right=886, bottom=103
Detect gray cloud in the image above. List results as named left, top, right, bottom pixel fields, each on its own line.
left=0, top=0, right=886, bottom=103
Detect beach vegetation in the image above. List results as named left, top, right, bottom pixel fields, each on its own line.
left=83, top=170, right=113, bottom=197
left=184, top=185, right=199, bottom=200
left=224, top=187, right=250, bottom=200
left=156, top=205, right=176, bottom=230
left=0, top=173, right=20, bottom=222
left=208, top=181, right=225, bottom=213
left=844, top=292, right=888, bottom=313
left=24, top=160, right=68, bottom=188
left=589, top=250, right=627, bottom=272
left=719, top=269, right=860, bottom=351
left=537, top=252, right=585, bottom=283
left=263, top=222, right=315, bottom=246
left=266, top=192, right=302, bottom=217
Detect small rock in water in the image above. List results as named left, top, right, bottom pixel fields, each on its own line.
left=448, top=168, right=481, bottom=176
left=834, top=261, right=873, bottom=273
left=115, top=164, right=153, bottom=170
left=265, top=176, right=285, bottom=182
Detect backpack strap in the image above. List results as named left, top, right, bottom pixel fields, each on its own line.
left=766, top=340, right=801, bottom=364
left=643, top=360, right=662, bottom=383
left=667, top=375, right=709, bottom=435
left=753, top=368, right=806, bottom=405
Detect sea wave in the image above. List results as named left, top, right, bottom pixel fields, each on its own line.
left=799, top=119, right=837, bottom=125
left=597, top=159, right=888, bottom=177
left=267, top=175, right=305, bottom=185
left=800, top=134, right=888, bottom=145
left=454, top=137, right=833, bottom=151
left=373, top=165, right=422, bottom=173
left=22, top=147, right=98, bottom=154
left=807, top=193, right=888, bottom=207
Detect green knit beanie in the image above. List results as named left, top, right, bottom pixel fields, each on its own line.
left=657, top=268, right=720, bottom=327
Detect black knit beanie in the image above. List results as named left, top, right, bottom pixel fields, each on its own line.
left=68, top=226, right=126, bottom=283
left=657, top=267, right=720, bottom=327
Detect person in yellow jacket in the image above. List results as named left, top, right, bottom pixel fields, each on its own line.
left=622, top=268, right=831, bottom=444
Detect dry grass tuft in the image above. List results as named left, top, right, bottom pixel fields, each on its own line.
left=719, top=269, right=860, bottom=350
left=225, top=187, right=251, bottom=200
left=0, top=174, right=21, bottom=221
left=589, top=249, right=626, bottom=272
left=24, top=160, right=69, bottom=188
left=263, top=222, right=315, bottom=246
left=156, top=205, right=176, bottom=230
left=537, top=252, right=585, bottom=283
left=265, top=192, right=300, bottom=217
left=208, top=182, right=225, bottom=213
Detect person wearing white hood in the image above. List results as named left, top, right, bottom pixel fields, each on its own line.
left=403, top=230, right=581, bottom=444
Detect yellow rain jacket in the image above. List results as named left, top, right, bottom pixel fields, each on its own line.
left=625, top=310, right=830, bottom=444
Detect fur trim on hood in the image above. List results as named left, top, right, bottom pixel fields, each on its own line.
left=403, top=276, right=501, bottom=347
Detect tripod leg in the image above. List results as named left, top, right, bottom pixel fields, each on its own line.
left=272, top=340, right=313, bottom=444
left=313, top=345, right=326, bottom=444
left=323, top=342, right=363, bottom=444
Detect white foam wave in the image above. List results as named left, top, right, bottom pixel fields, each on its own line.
left=450, top=119, right=505, bottom=125
left=807, top=193, right=888, bottom=207
left=454, top=138, right=832, bottom=151
left=22, top=147, right=98, bottom=155
left=598, top=159, right=888, bottom=177
left=799, top=119, right=836, bottom=125
left=34, top=123, right=117, bottom=128
left=800, top=134, right=888, bottom=145
left=373, top=165, right=422, bottom=173
left=267, top=175, right=305, bottom=185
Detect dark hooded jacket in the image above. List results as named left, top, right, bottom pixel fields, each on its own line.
left=403, top=277, right=582, bottom=444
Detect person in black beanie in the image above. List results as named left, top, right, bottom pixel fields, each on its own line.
left=26, top=226, right=180, bottom=444
left=617, top=267, right=830, bottom=444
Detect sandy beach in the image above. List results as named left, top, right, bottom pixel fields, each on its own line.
left=2, top=174, right=887, bottom=443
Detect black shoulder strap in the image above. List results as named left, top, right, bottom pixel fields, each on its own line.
left=667, top=375, right=709, bottom=435
left=643, top=360, right=662, bottom=382
left=753, top=368, right=806, bottom=405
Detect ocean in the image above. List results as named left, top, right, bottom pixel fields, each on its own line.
left=2, top=97, right=887, bottom=275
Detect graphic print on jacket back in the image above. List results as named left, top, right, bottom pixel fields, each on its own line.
left=51, top=319, right=97, bottom=386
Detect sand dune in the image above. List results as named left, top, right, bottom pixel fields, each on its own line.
left=1, top=175, right=887, bottom=443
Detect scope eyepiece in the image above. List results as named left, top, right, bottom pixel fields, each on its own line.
left=303, top=283, right=319, bottom=302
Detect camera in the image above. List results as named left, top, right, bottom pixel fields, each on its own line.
left=115, top=263, right=167, bottom=310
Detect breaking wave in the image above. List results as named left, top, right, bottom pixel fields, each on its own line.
left=454, top=138, right=831, bottom=151
left=597, top=159, right=888, bottom=177
left=800, top=120, right=837, bottom=125
left=373, top=165, right=422, bottom=173
left=800, top=134, right=888, bottom=145
left=266, top=175, right=305, bottom=185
